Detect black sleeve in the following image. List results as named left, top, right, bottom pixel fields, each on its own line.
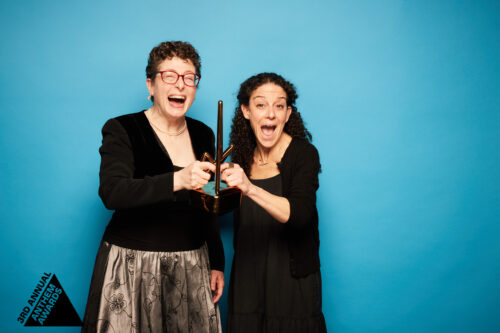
left=286, top=143, right=321, bottom=229
left=98, top=118, right=176, bottom=210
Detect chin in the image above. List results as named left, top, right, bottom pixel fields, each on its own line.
left=257, top=138, right=278, bottom=149
left=167, top=108, right=188, bottom=118
left=258, top=131, right=286, bottom=147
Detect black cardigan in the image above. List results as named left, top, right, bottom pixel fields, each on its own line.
left=98, top=111, right=224, bottom=271
left=235, top=137, right=321, bottom=278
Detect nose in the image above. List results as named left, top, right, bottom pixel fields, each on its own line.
left=175, top=75, right=185, bottom=90
left=266, top=106, right=276, bottom=119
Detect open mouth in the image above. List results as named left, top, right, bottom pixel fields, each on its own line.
left=168, top=95, right=186, bottom=107
left=261, top=125, right=276, bottom=137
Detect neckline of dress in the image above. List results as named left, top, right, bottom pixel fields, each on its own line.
left=250, top=173, right=281, bottom=182
left=141, top=111, right=196, bottom=167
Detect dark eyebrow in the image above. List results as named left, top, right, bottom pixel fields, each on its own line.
left=161, top=69, right=196, bottom=75
left=252, top=96, right=287, bottom=100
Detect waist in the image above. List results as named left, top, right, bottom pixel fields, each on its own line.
left=103, top=207, right=208, bottom=252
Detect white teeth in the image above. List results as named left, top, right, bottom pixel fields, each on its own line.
left=169, top=95, right=186, bottom=101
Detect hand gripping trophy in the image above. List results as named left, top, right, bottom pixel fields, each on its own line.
left=190, top=100, right=242, bottom=214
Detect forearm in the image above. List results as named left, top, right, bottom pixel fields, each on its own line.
left=99, top=172, right=175, bottom=209
left=246, top=183, right=290, bottom=223
left=173, top=171, right=185, bottom=192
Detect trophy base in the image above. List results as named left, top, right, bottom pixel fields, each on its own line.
left=190, top=186, right=242, bottom=215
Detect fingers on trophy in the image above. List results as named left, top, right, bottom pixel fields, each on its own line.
left=190, top=100, right=242, bottom=215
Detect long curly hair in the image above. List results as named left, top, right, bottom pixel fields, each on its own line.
left=229, top=72, right=312, bottom=175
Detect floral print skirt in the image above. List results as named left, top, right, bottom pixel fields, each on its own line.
left=82, top=241, right=221, bottom=333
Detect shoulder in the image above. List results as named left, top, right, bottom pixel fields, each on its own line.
left=291, top=137, right=317, bottom=151
left=286, top=137, right=319, bottom=160
left=279, top=137, right=321, bottom=175
left=114, top=111, right=146, bottom=127
left=186, top=116, right=213, bottom=132
left=103, top=111, right=144, bottom=130
left=186, top=116, right=214, bottom=138
left=101, top=111, right=148, bottom=144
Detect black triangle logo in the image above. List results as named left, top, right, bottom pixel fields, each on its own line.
left=25, top=274, right=82, bottom=326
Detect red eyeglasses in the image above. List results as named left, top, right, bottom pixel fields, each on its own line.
left=154, top=70, right=201, bottom=87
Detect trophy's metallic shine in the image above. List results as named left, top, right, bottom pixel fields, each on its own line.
left=190, top=100, right=242, bottom=215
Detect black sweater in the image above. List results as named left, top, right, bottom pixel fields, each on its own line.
left=235, top=137, right=321, bottom=278
left=98, top=111, right=224, bottom=271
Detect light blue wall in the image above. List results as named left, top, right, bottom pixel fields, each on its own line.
left=1, top=0, right=499, bottom=332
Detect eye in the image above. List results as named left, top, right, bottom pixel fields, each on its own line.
left=276, top=104, right=285, bottom=109
left=184, top=74, right=195, bottom=85
left=165, top=73, right=177, bottom=81
left=256, top=103, right=265, bottom=109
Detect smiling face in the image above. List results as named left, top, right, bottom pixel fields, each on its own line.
left=146, top=56, right=197, bottom=119
left=242, top=83, right=292, bottom=150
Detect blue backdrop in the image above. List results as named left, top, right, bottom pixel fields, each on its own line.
left=1, top=0, right=499, bottom=332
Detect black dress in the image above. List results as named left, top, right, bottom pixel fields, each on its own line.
left=227, top=174, right=326, bottom=332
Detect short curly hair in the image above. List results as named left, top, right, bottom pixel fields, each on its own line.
left=229, top=72, right=312, bottom=175
left=146, top=41, right=201, bottom=80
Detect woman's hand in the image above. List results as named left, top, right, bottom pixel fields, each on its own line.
left=174, top=161, right=215, bottom=191
left=210, top=269, right=224, bottom=303
left=221, top=162, right=252, bottom=195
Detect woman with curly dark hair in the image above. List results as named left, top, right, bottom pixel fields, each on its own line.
left=82, top=41, right=224, bottom=333
left=221, top=73, right=326, bottom=332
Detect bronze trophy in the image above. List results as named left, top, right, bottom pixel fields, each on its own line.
left=190, top=100, right=242, bottom=215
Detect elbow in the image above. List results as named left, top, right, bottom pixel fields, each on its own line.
left=99, top=185, right=119, bottom=210
left=276, top=198, right=291, bottom=224
left=287, top=206, right=317, bottom=230
left=286, top=194, right=318, bottom=228
left=287, top=216, right=310, bottom=229
left=279, top=212, right=291, bottom=224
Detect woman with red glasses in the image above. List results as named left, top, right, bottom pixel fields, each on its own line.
left=82, top=41, right=224, bottom=333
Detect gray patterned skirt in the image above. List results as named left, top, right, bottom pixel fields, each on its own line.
left=82, top=241, right=221, bottom=333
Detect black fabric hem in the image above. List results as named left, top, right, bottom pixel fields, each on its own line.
left=102, top=232, right=205, bottom=253
left=82, top=241, right=111, bottom=333
left=227, top=312, right=326, bottom=333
